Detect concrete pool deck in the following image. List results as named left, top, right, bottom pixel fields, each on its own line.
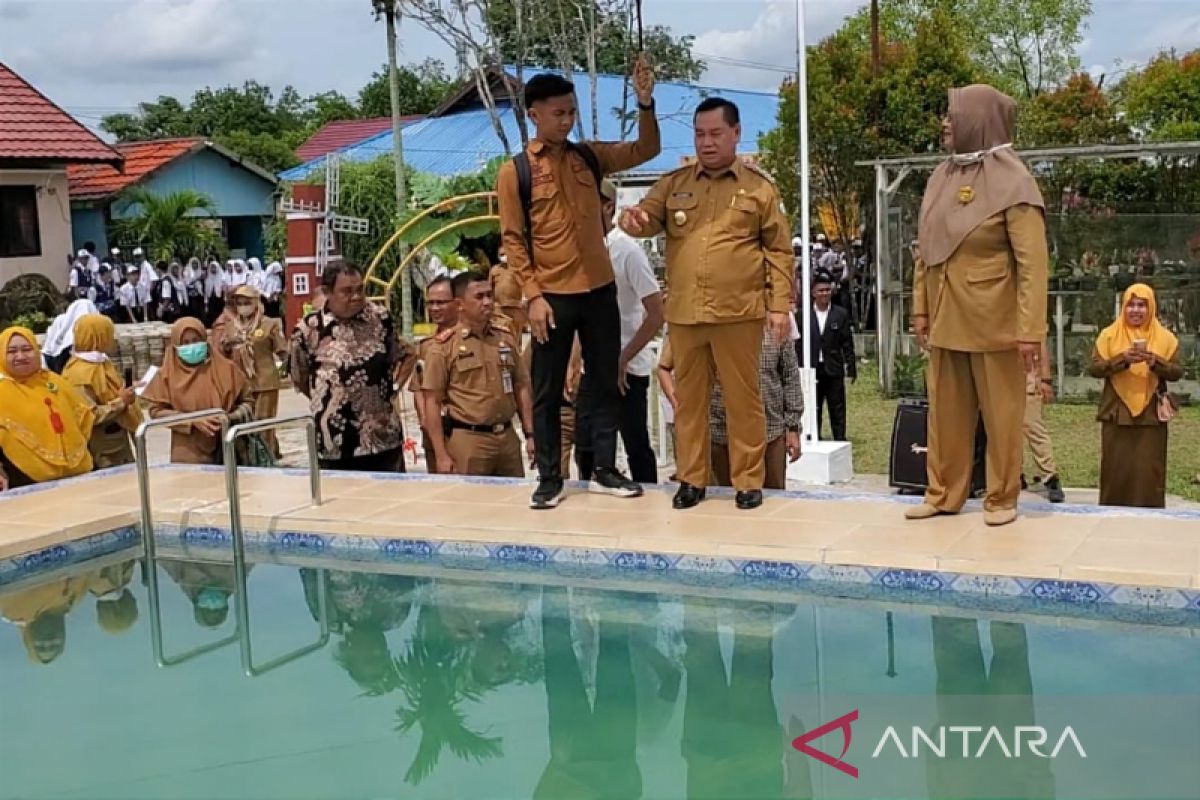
left=1, top=465, right=1199, bottom=615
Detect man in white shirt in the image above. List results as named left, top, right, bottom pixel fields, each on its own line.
left=133, top=247, right=158, bottom=319
left=574, top=180, right=664, bottom=483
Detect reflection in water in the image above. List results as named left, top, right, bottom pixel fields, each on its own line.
left=300, top=569, right=416, bottom=695
left=90, top=560, right=138, bottom=635
left=929, top=617, right=1057, bottom=800
left=161, top=561, right=250, bottom=629
left=0, top=558, right=140, bottom=664
left=535, top=586, right=641, bottom=800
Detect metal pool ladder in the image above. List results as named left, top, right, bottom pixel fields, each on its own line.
left=133, top=410, right=329, bottom=676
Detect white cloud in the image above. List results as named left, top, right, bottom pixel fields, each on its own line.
left=693, top=0, right=862, bottom=91
left=61, top=0, right=256, bottom=79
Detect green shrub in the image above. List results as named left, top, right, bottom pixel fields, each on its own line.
left=10, top=311, right=51, bottom=335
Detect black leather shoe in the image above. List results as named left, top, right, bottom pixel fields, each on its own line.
left=1045, top=474, right=1066, bottom=504
left=672, top=482, right=706, bottom=509
left=735, top=490, right=763, bottom=510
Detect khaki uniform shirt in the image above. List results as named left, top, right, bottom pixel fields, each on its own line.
left=423, top=321, right=529, bottom=427
left=496, top=109, right=661, bottom=300
left=409, top=336, right=438, bottom=393
left=635, top=160, right=794, bottom=325
left=490, top=264, right=524, bottom=310
left=912, top=205, right=1049, bottom=352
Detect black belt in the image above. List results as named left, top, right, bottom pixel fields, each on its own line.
left=446, top=418, right=512, bottom=435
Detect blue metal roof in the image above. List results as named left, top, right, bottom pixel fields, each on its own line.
left=280, top=70, right=779, bottom=181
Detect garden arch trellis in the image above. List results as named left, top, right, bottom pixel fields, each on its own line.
left=860, top=141, right=1200, bottom=395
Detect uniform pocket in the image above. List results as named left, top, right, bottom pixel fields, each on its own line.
left=966, top=262, right=1011, bottom=283
left=728, top=195, right=759, bottom=236
left=453, top=358, right=483, bottom=374
left=666, top=194, right=699, bottom=234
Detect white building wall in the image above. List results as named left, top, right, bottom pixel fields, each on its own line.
left=0, top=169, right=73, bottom=287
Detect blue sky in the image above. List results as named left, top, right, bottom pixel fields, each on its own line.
left=1, top=0, right=1196, bottom=133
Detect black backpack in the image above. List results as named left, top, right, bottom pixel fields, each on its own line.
left=512, top=141, right=603, bottom=257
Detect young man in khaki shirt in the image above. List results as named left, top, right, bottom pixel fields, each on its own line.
left=496, top=59, right=659, bottom=509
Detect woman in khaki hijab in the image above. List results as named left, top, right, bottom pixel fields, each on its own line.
left=1089, top=283, right=1181, bottom=508
left=143, top=317, right=255, bottom=464
left=214, top=286, right=288, bottom=457
left=907, top=84, right=1050, bottom=527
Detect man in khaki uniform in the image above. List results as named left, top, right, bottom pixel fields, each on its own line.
left=908, top=84, right=1049, bottom=527
left=422, top=271, right=535, bottom=477
left=489, top=256, right=527, bottom=349
left=1023, top=341, right=1065, bottom=502
left=410, top=276, right=458, bottom=474
left=621, top=98, right=794, bottom=510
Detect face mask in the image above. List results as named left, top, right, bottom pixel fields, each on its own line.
left=196, top=587, right=228, bottom=611
left=176, top=342, right=209, bottom=366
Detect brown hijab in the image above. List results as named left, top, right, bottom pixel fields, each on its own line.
left=917, top=84, right=1045, bottom=267
left=143, top=317, right=245, bottom=423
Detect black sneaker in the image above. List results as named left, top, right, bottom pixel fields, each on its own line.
left=530, top=478, right=565, bottom=510
left=588, top=467, right=643, bottom=498
left=1045, top=475, right=1066, bottom=504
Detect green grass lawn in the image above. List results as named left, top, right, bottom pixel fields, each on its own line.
left=841, top=362, right=1200, bottom=502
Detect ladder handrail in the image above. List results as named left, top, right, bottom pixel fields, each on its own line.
left=222, top=412, right=324, bottom=676
left=134, top=408, right=230, bottom=667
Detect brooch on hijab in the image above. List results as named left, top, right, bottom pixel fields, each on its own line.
left=254, top=329, right=265, bottom=339
left=957, top=186, right=976, bottom=205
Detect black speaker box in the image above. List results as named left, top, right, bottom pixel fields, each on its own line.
left=889, top=397, right=986, bottom=494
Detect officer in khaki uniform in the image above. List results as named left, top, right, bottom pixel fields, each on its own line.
left=908, top=85, right=1049, bottom=527
left=422, top=271, right=535, bottom=477
left=621, top=98, right=794, bottom=510
left=1023, top=341, right=1065, bottom=502
left=410, top=276, right=458, bottom=474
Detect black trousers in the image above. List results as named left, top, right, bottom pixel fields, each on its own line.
left=532, top=284, right=621, bottom=481
left=574, top=372, right=658, bottom=483
left=816, top=372, right=847, bottom=441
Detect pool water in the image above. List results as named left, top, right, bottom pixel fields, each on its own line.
left=2, top=555, right=1198, bottom=800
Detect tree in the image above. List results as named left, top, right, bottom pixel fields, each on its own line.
left=856, top=0, right=1091, bottom=98
left=489, top=0, right=704, bottom=82
left=100, top=96, right=190, bottom=141
left=110, top=188, right=224, bottom=262
left=358, top=58, right=457, bottom=117
left=1018, top=73, right=1130, bottom=146
left=1115, top=49, right=1200, bottom=141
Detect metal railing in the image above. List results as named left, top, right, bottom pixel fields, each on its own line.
left=135, top=409, right=231, bottom=667
left=222, top=413, right=324, bottom=676
left=133, top=410, right=327, bottom=674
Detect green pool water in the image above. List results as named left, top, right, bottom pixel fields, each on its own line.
left=2, top=556, right=1198, bottom=800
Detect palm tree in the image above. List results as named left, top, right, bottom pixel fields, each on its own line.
left=393, top=605, right=503, bottom=785
left=112, top=187, right=224, bottom=262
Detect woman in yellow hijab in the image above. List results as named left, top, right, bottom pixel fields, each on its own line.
left=62, top=314, right=142, bottom=469
left=0, top=327, right=94, bottom=491
left=1088, top=283, right=1182, bottom=508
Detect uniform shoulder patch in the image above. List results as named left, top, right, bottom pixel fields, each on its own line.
left=743, top=161, right=777, bottom=184
left=434, top=328, right=456, bottom=343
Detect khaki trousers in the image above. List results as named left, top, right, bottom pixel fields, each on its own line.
left=447, top=428, right=524, bottom=478
left=712, top=435, right=787, bottom=490
left=671, top=320, right=766, bottom=491
left=1022, top=389, right=1058, bottom=481
left=926, top=347, right=1024, bottom=513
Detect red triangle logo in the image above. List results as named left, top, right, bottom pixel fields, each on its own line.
left=791, top=709, right=859, bottom=778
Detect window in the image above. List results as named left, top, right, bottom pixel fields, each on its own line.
left=292, top=272, right=309, bottom=296
left=0, top=186, right=42, bottom=258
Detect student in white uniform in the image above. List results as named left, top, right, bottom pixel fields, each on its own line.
left=118, top=267, right=146, bottom=323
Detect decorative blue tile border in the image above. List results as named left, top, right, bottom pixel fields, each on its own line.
left=2, top=470, right=1199, bottom=628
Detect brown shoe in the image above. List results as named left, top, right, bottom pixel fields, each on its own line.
left=904, top=503, right=944, bottom=520
left=984, top=508, right=1017, bottom=527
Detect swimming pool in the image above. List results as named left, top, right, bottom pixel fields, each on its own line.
left=2, top=551, right=1197, bottom=800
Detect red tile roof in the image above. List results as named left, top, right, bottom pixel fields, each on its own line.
left=295, top=116, right=421, bottom=162
left=0, top=62, right=122, bottom=165
left=67, top=137, right=204, bottom=201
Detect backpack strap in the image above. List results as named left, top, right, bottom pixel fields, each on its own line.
left=514, top=151, right=534, bottom=259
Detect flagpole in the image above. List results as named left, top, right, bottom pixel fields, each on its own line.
left=797, top=0, right=817, bottom=443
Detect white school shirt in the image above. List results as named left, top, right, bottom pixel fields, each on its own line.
left=606, top=229, right=661, bottom=377
left=814, top=305, right=830, bottom=363
left=119, top=283, right=145, bottom=308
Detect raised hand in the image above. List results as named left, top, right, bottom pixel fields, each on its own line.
left=633, top=54, right=655, bottom=105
